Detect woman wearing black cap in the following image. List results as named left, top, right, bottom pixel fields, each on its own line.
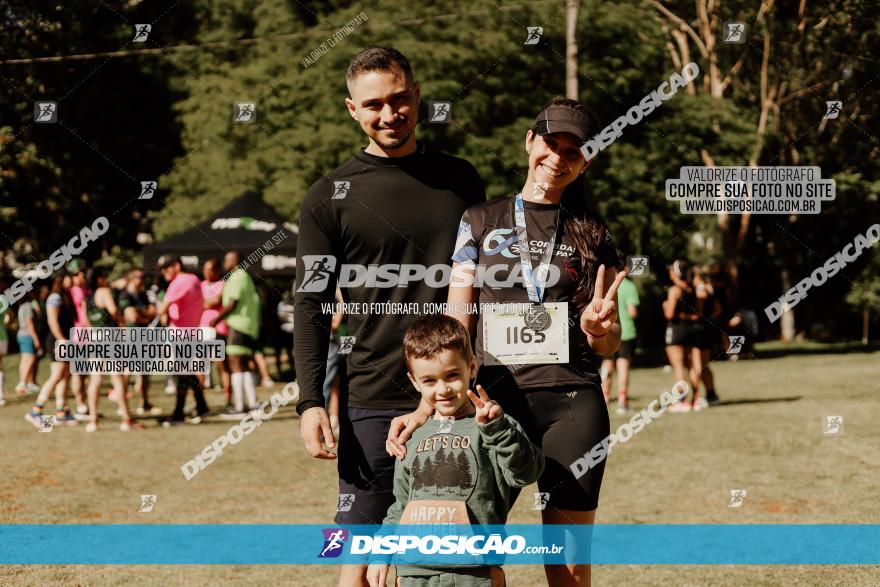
left=389, top=97, right=625, bottom=586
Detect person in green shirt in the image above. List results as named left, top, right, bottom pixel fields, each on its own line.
left=368, top=314, right=543, bottom=587
left=601, top=274, right=640, bottom=414
left=210, top=251, right=261, bottom=415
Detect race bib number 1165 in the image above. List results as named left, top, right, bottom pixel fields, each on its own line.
left=483, top=302, right=569, bottom=366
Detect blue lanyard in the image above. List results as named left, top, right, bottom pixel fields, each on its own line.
left=513, top=193, right=561, bottom=304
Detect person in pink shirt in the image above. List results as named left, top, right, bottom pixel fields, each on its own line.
left=66, top=260, right=90, bottom=417
left=156, top=256, right=209, bottom=424
left=200, top=258, right=231, bottom=404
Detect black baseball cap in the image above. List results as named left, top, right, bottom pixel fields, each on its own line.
left=534, top=105, right=594, bottom=142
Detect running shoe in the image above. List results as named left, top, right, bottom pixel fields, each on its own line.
left=186, top=407, right=211, bottom=419
left=616, top=401, right=631, bottom=415
left=164, top=381, right=176, bottom=395
left=85, top=422, right=98, bottom=433
left=15, top=384, right=27, bottom=395
left=26, top=383, right=40, bottom=394
left=706, top=391, right=721, bottom=406
left=55, top=408, right=80, bottom=426
left=260, top=379, right=274, bottom=388
left=667, top=401, right=693, bottom=413
left=692, top=397, right=710, bottom=412
left=76, top=404, right=89, bottom=415
left=136, top=405, right=163, bottom=416
left=120, top=419, right=145, bottom=431
left=219, top=405, right=247, bottom=420
left=24, top=410, right=45, bottom=429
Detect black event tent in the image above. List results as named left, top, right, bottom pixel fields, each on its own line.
left=143, top=192, right=298, bottom=277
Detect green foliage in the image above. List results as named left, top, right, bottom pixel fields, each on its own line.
left=846, top=253, right=880, bottom=313
left=2, top=0, right=877, bottom=341
left=0, top=0, right=195, bottom=266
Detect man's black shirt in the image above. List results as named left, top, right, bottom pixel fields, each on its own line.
left=294, top=144, right=485, bottom=414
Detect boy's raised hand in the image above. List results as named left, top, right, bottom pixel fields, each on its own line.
left=467, top=384, right=502, bottom=425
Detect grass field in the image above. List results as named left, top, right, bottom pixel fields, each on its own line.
left=1, top=345, right=878, bottom=586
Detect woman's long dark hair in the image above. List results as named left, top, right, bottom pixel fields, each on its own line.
left=562, top=186, right=618, bottom=316
left=532, top=97, right=619, bottom=315
left=50, top=274, right=74, bottom=307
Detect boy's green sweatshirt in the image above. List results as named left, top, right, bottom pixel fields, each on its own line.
left=382, top=412, right=544, bottom=578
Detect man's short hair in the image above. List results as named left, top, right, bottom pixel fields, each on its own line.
left=346, top=46, right=414, bottom=86
left=158, top=255, right=181, bottom=270
left=403, top=314, right=474, bottom=368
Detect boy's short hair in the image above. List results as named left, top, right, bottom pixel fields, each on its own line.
left=346, top=46, right=414, bottom=86
left=403, top=314, right=474, bottom=368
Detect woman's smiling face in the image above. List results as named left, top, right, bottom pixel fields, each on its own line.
left=525, top=130, right=589, bottom=189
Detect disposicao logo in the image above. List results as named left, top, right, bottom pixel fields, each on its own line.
left=318, top=528, right=348, bottom=558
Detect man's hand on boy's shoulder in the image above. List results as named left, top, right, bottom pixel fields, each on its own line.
left=366, top=562, right=388, bottom=587
left=386, top=399, right=434, bottom=460
left=467, top=384, right=503, bottom=426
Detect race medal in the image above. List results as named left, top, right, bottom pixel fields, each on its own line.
left=494, top=193, right=568, bottom=365
left=483, top=302, right=569, bottom=365
left=523, top=305, right=551, bottom=331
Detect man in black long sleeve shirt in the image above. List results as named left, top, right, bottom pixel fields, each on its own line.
left=294, top=46, right=484, bottom=585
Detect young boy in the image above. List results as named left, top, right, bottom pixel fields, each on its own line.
left=367, top=314, right=544, bottom=587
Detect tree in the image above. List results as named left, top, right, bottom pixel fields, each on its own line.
left=434, top=447, right=451, bottom=491
left=846, top=255, right=880, bottom=344
left=565, top=0, right=580, bottom=99
left=455, top=451, right=473, bottom=494
left=0, top=1, right=195, bottom=270
left=647, top=0, right=880, bottom=340
left=411, top=454, right=424, bottom=491
left=420, top=456, right=436, bottom=494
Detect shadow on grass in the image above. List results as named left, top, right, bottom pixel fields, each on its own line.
left=751, top=343, right=879, bottom=360
left=708, top=396, right=802, bottom=407
left=631, top=341, right=878, bottom=368
left=619, top=395, right=803, bottom=408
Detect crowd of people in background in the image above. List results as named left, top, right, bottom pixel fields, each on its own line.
left=0, top=253, right=294, bottom=432
left=0, top=246, right=761, bottom=439
left=0, top=252, right=762, bottom=429
left=601, top=259, right=760, bottom=415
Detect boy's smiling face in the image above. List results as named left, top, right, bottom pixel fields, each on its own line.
left=407, top=348, right=477, bottom=417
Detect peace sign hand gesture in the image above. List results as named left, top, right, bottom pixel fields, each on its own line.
left=580, top=264, right=628, bottom=337
left=467, top=385, right=503, bottom=426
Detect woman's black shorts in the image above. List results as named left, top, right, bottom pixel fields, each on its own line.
left=490, top=386, right=610, bottom=512
left=692, top=323, right=718, bottom=350
left=665, top=322, right=697, bottom=347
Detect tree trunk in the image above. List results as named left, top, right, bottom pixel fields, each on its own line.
left=566, top=0, right=580, bottom=99
left=779, top=268, right=796, bottom=341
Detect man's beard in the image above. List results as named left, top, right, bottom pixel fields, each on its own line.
left=374, top=125, right=415, bottom=151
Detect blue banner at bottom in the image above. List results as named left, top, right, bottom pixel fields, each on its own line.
left=1, top=524, right=877, bottom=565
